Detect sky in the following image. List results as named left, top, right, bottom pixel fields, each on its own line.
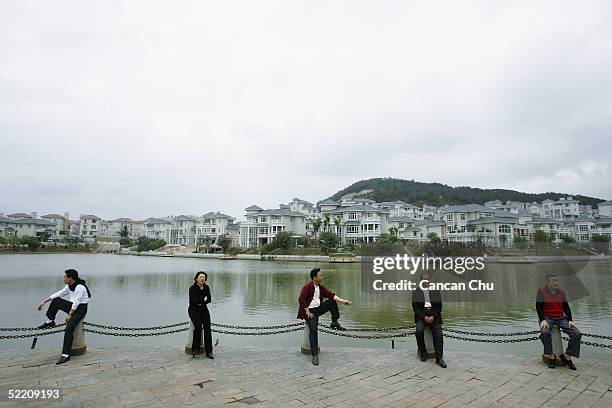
left=1, top=0, right=611, bottom=221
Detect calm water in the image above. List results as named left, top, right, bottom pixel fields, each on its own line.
left=1, top=254, right=611, bottom=360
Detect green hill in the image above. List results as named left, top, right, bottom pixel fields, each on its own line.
left=327, top=178, right=605, bottom=208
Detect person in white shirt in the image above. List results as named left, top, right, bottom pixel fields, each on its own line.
left=36, top=269, right=92, bottom=365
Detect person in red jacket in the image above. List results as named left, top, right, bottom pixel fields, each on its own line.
left=297, top=268, right=352, bottom=365
left=536, top=272, right=582, bottom=370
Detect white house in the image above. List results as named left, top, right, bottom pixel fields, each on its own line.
left=542, top=197, right=581, bottom=220
left=325, top=205, right=389, bottom=245
left=170, top=215, right=199, bottom=245
left=195, top=212, right=236, bottom=245
left=0, top=215, right=56, bottom=239
left=598, top=200, right=612, bottom=218
left=239, top=206, right=307, bottom=248
left=378, top=201, right=423, bottom=219
left=79, top=215, right=101, bottom=238
left=142, top=218, right=173, bottom=241
left=41, top=213, right=70, bottom=235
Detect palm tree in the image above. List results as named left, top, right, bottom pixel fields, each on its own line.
left=334, top=217, right=342, bottom=236
left=323, top=213, right=331, bottom=233
left=312, top=218, right=322, bottom=239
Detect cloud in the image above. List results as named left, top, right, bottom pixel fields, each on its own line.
left=1, top=0, right=611, bottom=220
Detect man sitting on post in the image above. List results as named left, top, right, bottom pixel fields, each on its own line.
left=297, top=267, right=352, bottom=366
left=36, top=269, right=92, bottom=365
left=536, top=272, right=581, bottom=370
left=412, top=272, right=446, bottom=368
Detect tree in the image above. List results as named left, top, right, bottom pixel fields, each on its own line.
left=592, top=234, right=610, bottom=243
left=533, top=230, right=551, bottom=243
left=323, top=214, right=331, bottom=232
left=513, top=235, right=528, bottom=249
left=217, top=235, right=233, bottom=252
left=21, top=236, right=41, bottom=250
left=269, top=231, right=294, bottom=252
left=312, top=218, right=322, bottom=238
left=319, top=232, right=340, bottom=253
left=559, top=234, right=576, bottom=244
left=427, top=232, right=441, bottom=245
left=136, top=236, right=166, bottom=252
left=388, top=226, right=399, bottom=237
left=333, top=217, right=342, bottom=236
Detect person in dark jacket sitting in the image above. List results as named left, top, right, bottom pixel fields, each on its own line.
left=536, top=272, right=581, bottom=370
left=412, top=272, right=446, bottom=368
left=297, top=268, right=352, bottom=366
left=188, top=271, right=213, bottom=359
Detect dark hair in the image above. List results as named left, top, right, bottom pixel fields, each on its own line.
left=545, top=272, right=557, bottom=281
left=194, top=271, right=207, bottom=283
left=65, top=269, right=79, bottom=281
left=310, top=268, right=321, bottom=280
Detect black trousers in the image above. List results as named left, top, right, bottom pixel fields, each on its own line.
left=188, top=306, right=212, bottom=355
left=46, top=298, right=88, bottom=355
left=540, top=317, right=581, bottom=358
left=305, top=299, right=340, bottom=356
left=415, top=318, right=444, bottom=359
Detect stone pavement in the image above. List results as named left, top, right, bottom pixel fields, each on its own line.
left=0, top=345, right=611, bottom=408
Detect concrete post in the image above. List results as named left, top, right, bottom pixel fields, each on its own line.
left=185, top=321, right=203, bottom=354
left=69, top=320, right=87, bottom=356
left=301, top=321, right=320, bottom=355
left=541, top=324, right=565, bottom=365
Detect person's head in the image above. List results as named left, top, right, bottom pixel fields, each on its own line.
left=545, top=272, right=559, bottom=290
left=64, top=269, right=79, bottom=285
left=194, top=271, right=207, bottom=285
left=419, top=272, right=431, bottom=286
left=310, top=268, right=322, bottom=284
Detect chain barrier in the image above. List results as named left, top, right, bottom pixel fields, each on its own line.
left=1, top=322, right=610, bottom=349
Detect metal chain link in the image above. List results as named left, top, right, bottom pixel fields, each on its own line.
left=0, top=329, right=65, bottom=339
left=84, top=321, right=189, bottom=331
left=84, top=327, right=190, bottom=337
left=443, top=327, right=539, bottom=337
left=0, top=323, right=66, bottom=332
left=318, top=328, right=414, bottom=339
left=443, top=333, right=541, bottom=343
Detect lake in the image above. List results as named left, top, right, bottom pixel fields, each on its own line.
left=1, top=254, right=610, bottom=360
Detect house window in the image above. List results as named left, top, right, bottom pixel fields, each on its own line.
left=446, top=214, right=452, bottom=222
left=347, top=225, right=359, bottom=233
left=260, top=217, right=267, bottom=223
left=460, top=214, right=466, bottom=221
left=498, top=225, right=511, bottom=234
left=579, top=225, right=588, bottom=232
left=349, top=213, right=357, bottom=220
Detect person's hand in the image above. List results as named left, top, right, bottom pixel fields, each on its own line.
left=37, top=301, right=45, bottom=311
left=306, top=310, right=314, bottom=319
left=65, top=315, right=72, bottom=323
left=204, top=296, right=208, bottom=302
left=568, top=321, right=577, bottom=329
left=539, top=320, right=549, bottom=331
left=343, top=300, right=352, bottom=306
left=425, top=316, right=434, bottom=324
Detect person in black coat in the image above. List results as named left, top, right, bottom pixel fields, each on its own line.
left=188, top=271, right=213, bottom=359
left=412, top=272, right=446, bottom=368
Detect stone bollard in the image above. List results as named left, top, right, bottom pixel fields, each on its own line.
left=541, top=324, right=565, bottom=365
left=69, top=320, right=87, bottom=356
left=301, top=321, right=320, bottom=355
left=415, top=325, right=436, bottom=359
left=185, top=322, right=203, bottom=354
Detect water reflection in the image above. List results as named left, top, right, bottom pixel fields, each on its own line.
left=0, top=254, right=610, bottom=360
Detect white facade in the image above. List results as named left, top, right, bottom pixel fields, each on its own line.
left=239, top=206, right=307, bottom=248
left=79, top=215, right=101, bottom=237
left=598, top=201, right=612, bottom=218
left=195, top=212, right=236, bottom=245
left=542, top=197, right=580, bottom=220
left=142, top=218, right=173, bottom=241
left=0, top=216, right=56, bottom=238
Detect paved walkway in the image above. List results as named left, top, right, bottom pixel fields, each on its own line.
left=1, top=345, right=611, bottom=408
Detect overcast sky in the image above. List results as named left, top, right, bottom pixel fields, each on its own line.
left=1, top=0, right=611, bottom=221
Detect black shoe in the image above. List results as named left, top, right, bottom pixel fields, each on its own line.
left=545, top=354, right=556, bottom=369
left=56, top=355, right=70, bottom=365
left=435, top=358, right=447, bottom=368
left=559, top=354, right=576, bottom=370
left=312, top=355, right=319, bottom=366
left=206, top=354, right=214, bottom=359
left=37, top=321, right=55, bottom=329
left=330, top=321, right=346, bottom=331
left=419, top=352, right=427, bottom=362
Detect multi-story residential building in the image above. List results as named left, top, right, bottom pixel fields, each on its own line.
left=195, top=212, right=236, bottom=245
left=79, top=215, right=101, bottom=238
left=579, top=205, right=593, bottom=219
left=322, top=204, right=389, bottom=245
left=466, top=215, right=520, bottom=247
left=6, top=212, right=34, bottom=220
left=378, top=201, right=423, bottom=219
left=542, top=197, right=580, bottom=220
left=0, top=215, right=56, bottom=239
left=100, top=218, right=143, bottom=238
left=569, top=219, right=597, bottom=243
left=41, top=213, right=70, bottom=235
left=527, top=202, right=543, bottom=217
left=437, top=204, right=496, bottom=235
left=404, top=220, right=446, bottom=242
left=170, top=215, right=198, bottom=245
left=421, top=205, right=438, bottom=219
left=224, top=222, right=241, bottom=248
left=142, top=218, right=173, bottom=241
left=524, top=217, right=563, bottom=241
left=598, top=200, right=612, bottom=218
left=239, top=206, right=307, bottom=248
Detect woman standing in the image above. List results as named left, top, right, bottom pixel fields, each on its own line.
left=188, top=271, right=214, bottom=359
